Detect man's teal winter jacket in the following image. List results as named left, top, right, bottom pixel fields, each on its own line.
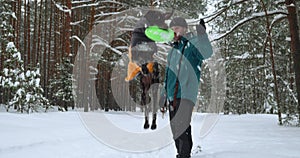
left=164, top=33, right=213, bottom=104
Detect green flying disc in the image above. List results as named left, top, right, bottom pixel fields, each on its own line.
left=145, top=26, right=174, bottom=42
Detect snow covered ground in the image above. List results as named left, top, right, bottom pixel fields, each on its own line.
left=0, top=108, right=300, bottom=158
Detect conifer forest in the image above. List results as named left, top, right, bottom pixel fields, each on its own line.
left=0, top=0, right=299, bottom=126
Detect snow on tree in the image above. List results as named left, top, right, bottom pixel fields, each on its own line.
left=1, top=42, right=24, bottom=110
left=207, top=0, right=299, bottom=125
left=1, top=42, right=50, bottom=113
left=49, top=58, right=74, bottom=111
left=0, top=0, right=50, bottom=113
left=9, top=64, right=50, bottom=113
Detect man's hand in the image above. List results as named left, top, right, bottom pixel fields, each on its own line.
left=159, top=93, right=167, bottom=113
left=196, top=19, right=206, bottom=36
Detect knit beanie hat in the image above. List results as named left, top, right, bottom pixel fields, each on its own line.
left=169, top=17, right=188, bottom=28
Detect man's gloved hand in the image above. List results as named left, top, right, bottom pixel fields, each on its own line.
left=196, top=19, right=206, bottom=36
left=200, top=19, right=206, bottom=29
left=159, top=93, right=167, bottom=113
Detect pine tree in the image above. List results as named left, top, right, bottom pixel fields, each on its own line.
left=1, top=43, right=50, bottom=113
left=0, top=0, right=50, bottom=113
left=49, top=58, right=74, bottom=111
left=0, top=0, right=24, bottom=111
left=0, top=42, right=25, bottom=111
left=210, top=0, right=294, bottom=117
left=9, top=64, right=50, bottom=113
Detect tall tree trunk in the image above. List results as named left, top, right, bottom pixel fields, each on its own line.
left=65, top=0, right=72, bottom=57
left=261, top=0, right=282, bottom=125
left=83, top=0, right=96, bottom=112
left=27, top=1, right=31, bottom=68
left=32, top=0, right=38, bottom=67
left=59, top=0, right=65, bottom=60
left=36, top=0, right=43, bottom=65
left=88, top=0, right=96, bottom=111
left=23, top=1, right=27, bottom=70
left=11, top=0, right=16, bottom=44
left=16, top=0, right=21, bottom=49
left=285, top=0, right=300, bottom=123
left=53, top=5, right=58, bottom=66
left=47, top=1, right=54, bottom=99
left=43, top=0, right=48, bottom=96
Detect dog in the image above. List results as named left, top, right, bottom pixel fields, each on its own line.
left=126, top=10, right=173, bottom=129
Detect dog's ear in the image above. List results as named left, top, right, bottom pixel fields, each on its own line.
left=144, top=10, right=156, bottom=21
left=163, top=10, right=174, bottom=20
left=145, top=10, right=164, bottom=24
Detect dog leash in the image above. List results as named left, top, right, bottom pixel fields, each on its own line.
left=170, top=40, right=188, bottom=111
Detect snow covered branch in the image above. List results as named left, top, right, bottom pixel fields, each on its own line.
left=271, top=14, right=288, bottom=29
left=91, top=35, right=123, bottom=55
left=204, top=0, right=252, bottom=22
left=278, top=77, right=299, bottom=104
left=52, top=0, right=71, bottom=15
left=72, top=0, right=93, bottom=5
left=71, top=2, right=99, bottom=10
left=211, top=10, right=288, bottom=42
left=71, top=36, right=86, bottom=52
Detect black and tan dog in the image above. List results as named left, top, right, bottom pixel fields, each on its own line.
left=126, top=10, right=172, bottom=130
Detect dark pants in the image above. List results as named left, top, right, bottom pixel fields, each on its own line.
left=169, top=99, right=194, bottom=158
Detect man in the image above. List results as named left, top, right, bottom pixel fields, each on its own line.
left=162, top=17, right=213, bottom=158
